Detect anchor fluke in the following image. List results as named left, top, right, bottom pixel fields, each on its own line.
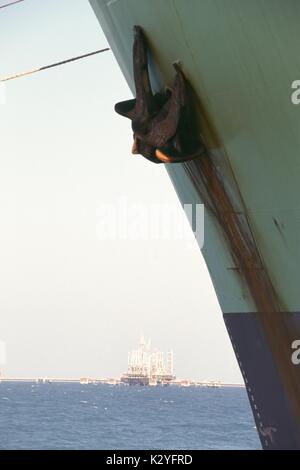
left=115, top=26, right=204, bottom=164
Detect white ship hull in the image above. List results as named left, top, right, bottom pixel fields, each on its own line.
left=89, top=0, right=300, bottom=449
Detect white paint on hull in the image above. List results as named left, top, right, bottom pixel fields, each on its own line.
left=89, top=0, right=300, bottom=314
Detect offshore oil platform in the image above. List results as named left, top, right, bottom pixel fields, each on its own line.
left=121, top=336, right=175, bottom=386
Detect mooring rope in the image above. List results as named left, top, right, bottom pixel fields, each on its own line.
left=0, top=48, right=110, bottom=82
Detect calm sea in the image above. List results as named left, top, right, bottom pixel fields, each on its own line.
left=0, top=382, right=260, bottom=450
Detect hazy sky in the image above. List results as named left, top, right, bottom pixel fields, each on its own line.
left=0, top=0, right=242, bottom=382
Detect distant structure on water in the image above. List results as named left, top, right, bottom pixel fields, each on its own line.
left=121, top=336, right=175, bottom=386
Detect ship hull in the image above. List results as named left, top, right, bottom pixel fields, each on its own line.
left=89, top=0, right=300, bottom=449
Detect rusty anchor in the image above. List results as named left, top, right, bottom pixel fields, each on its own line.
left=115, top=26, right=204, bottom=164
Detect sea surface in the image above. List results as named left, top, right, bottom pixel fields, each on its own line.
left=0, top=382, right=261, bottom=450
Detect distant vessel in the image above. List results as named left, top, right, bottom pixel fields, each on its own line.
left=79, top=377, right=93, bottom=385
left=106, top=378, right=119, bottom=385
left=36, top=378, right=51, bottom=384
left=121, top=336, right=175, bottom=386
left=180, top=380, right=190, bottom=388
left=90, top=0, right=300, bottom=449
left=206, top=381, right=222, bottom=389
left=149, top=378, right=157, bottom=387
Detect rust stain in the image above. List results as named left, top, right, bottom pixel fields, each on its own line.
left=184, top=149, right=300, bottom=439
left=115, top=25, right=300, bottom=441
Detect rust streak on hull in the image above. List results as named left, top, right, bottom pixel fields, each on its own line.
left=184, top=151, right=300, bottom=440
